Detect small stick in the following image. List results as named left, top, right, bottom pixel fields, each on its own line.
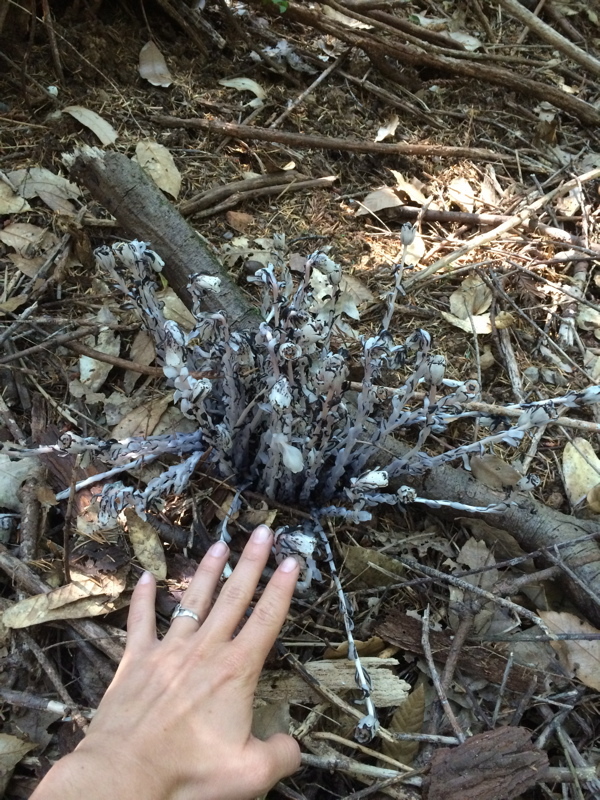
left=498, top=328, right=525, bottom=403
left=0, top=687, right=95, bottom=719
left=0, top=393, right=27, bottom=444
left=65, top=341, right=164, bottom=376
left=0, top=326, right=99, bottom=366
left=41, top=0, right=64, bottom=82
left=421, top=606, right=465, bottom=743
left=269, top=50, right=350, bottom=129
left=179, top=170, right=308, bottom=215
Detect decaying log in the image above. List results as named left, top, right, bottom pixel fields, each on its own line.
left=65, top=148, right=260, bottom=332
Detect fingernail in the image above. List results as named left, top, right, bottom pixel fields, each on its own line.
left=279, top=556, right=299, bottom=573
left=138, top=570, right=154, bottom=584
left=252, top=525, right=272, bottom=543
left=209, top=540, right=229, bottom=558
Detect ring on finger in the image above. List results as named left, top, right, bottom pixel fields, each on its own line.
left=170, top=604, right=201, bottom=625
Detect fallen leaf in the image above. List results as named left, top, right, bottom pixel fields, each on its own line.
left=7, top=167, right=80, bottom=213
left=156, top=286, right=197, bottom=330
left=139, top=40, right=172, bottom=87
left=494, top=311, right=515, bottom=329
left=450, top=274, right=492, bottom=319
left=356, top=186, right=401, bottom=216
left=587, top=484, right=600, bottom=513
left=225, top=210, right=255, bottom=232
left=63, top=106, right=118, bottom=145
left=470, top=454, right=522, bottom=490
left=219, top=77, right=267, bottom=99
left=339, top=274, right=374, bottom=306
left=0, top=181, right=30, bottom=214
left=479, top=344, right=495, bottom=370
left=0, top=222, right=47, bottom=254
left=562, top=438, right=600, bottom=504
left=79, top=308, right=121, bottom=393
left=449, top=538, right=497, bottom=634
left=389, top=169, right=429, bottom=205
left=7, top=253, right=45, bottom=278
left=324, top=636, right=385, bottom=659
left=123, top=329, right=156, bottom=394
left=135, top=140, right=181, bottom=199
left=252, top=700, right=291, bottom=741
left=441, top=310, right=492, bottom=334
left=0, top=455, right=41, bottom=511
left=110, top=394, right=172, bottom=439
left=0, top=295, right=28, bottom=314
left=538, top=610, right=600, bottom=690
left=577, top=306, right=600, bottom=340
left=448, top=31, right=482, bottom=50
left=2, top=570, right=128, bottom=628
left=342, top=544, right=404, bottom=588
left=447, top=176, right=475, bottom=213
left=375, top=114, right=399, bottom=142
left=382, top=683, right=425, bottom=765
left=124, top=508, right=167, bottom=579
left=462, top=518, right=529, bottom=564
left=0, top=733, right=36, bottom=775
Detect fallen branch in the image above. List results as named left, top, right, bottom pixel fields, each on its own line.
left=64, top=148, right=260, bottom=331
left=152, top=115, right=517, bottom=163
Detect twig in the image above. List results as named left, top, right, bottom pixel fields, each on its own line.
left=269, top=50, right=350, bottom=129
left=152, top=115, right=517, bottom=163
left=496, top=0, right=600, bottom=76
left=41, top=0, right=64, bottom=82
left=498, top=329, right=525, bottom=403
left=0, top=687, right=95, bottom=719
left=421, top=606, right=465, bottom=743
left=406, top=166, right=600, bottom=286
left=179, top=170, right=308, bottom=215
left=0, top=393, right=27, bottom=444
left=0, top=326, right=99, bottom=366
left=65, top=341, right=164, bottom=376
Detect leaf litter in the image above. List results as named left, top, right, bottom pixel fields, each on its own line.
left=2, top=2, right=600, bottom=797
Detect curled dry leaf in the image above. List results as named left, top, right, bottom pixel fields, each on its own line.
left=538, top=610, right=600, bottom=691
left=225, top=210, right=255, bottom=232
left=135, top=140, right=181, bottom=199
left=63, top=106, right=118, bottom=146
left=156, top=286, right=197, bottom=330
left=389, top=169, right=429, bottom=205
left=356, top=186, right=401, bottom=216
left=123, top=329, right=156, bottom=394
left=7, top=167, right=80, bottom=213
left=470, top=454, right=522, bottom=491
left=0, top=181, right=30, bottom=214
left=449, top=274, right=492, bottom=319
left=441, top=310, right=492, bottom=335
left=110, top=394, right=172, bottom=439
left=139, top=40, right=173, bottom=88
left=381, top=683, right=425, bottom=766
left=342, top=544, right=404, bottom=588
left=562, top=438, right=600, bottom=504
left=79, top=308, right=121, bottom=393
left=0, top=733, right=36, bottom=776
left=218, top=78, right=266, bottom=107
left=374, top=114, right=399, bottom=142
left=2, top=569, right=128, bottom=628
left=124, top=508, right=167, bottom=579
left=324, top=636, right=385, bottom=659
left=447, top=176, right=476, bottom=213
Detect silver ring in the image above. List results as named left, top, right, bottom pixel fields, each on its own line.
left=170, top=604, right=200, bottom=624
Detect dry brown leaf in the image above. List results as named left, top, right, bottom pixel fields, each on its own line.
left=495, top=311, right=515, bottom=329
left=441, top=311, right=491, bottom=335
left=226, top=210, right=255, bottom=232
left=124, top=509, right=167, bottom=579
left=461, top=518, right=530, bottom=564
left=342, top=544, right=404, bottom=588
left=218, top=77, right=267, bottom=102
left=63, top=106, right=118, bottom=145
left=2, top=570, right=127, bottom=628
left=139, top=41, right=173, bottom=87
left=447, top=176, right=475, bottom=212
left=156, top=286, right=197, bottom=330
left=339, top=274, right=374, bottom=306
left=0, top=295, right=28, bottom=315
left=381, top=683, right=425, bottom=766
left=470, top=454, right=522, bottom=490
left=0, top=181, right=30, bottom=214
left=587, top=483, right=600, bottom=513
left=356, top=186, right=401, bottom=216
left=7, top=253, right=45, bottom=278
left=110, top=394, right=172, bottom=439
left=449, top=538, right=497, bottom=634
left=389, top=169, right=429, bottom=205
left=251, top=700, right=291, bottom=741
left=562, top=438, right=600, bottom=504
left=135, top=141, right=181, bottom=199
left=538, top=610, right=600, bottom=690
left=324, top=636, right=385, bottom=659
left=375, top=115, right=399, bottom=142
left=79, top=309, right=121, bottom=393
left=7, top=167, right=80, bottom=213
left=0, top=222, right=47, bottom=254
left=0, top=733, right=36, bottom=775
left=450, top=275, right=492, bottom=319
left=123, top=329, right=156, bottom=394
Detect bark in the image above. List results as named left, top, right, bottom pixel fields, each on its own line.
left=66, top=148, right=260, bottom=332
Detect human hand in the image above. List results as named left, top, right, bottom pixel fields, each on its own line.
left=33, top=525, right=301, bottom=800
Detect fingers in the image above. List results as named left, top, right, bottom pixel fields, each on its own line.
left=200, top=525, right=275, bottom=642
left=234, top=555, right=299, bottom=670
left=126, top=571, right=157, bottom=652
left=168, top=540, right=230, bottom=638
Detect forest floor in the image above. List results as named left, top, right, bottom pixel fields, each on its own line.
left=1, top=1, right=600, bottom=798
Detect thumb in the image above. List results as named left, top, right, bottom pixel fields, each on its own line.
left=250, top=733, right=301, bottom=792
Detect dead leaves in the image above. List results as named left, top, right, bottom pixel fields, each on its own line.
left=139, top=40, right=173, bottom=87
left=135, top=141, right=181, bottom=199
left=562, top=437, right=600, bottom=507
left=538, top=611, right=600, bottom=691
left=2, top=570, right=128, bottom=628
left=124, top=508, right=167, bottom=580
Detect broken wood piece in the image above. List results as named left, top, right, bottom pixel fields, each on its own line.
left=179, top=170, right=310, bottom=215
left=375, top=610, right=554, bottom=693
left=422, top=727, right=549, bottom=800
left=65, top=148, right=260, bottom=332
